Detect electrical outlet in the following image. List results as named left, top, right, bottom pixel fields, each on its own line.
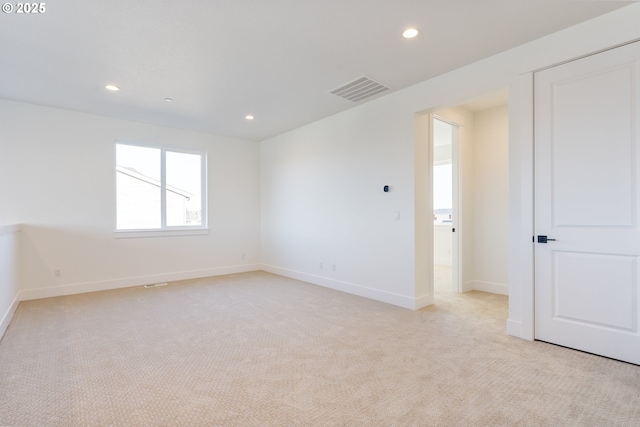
left=331, top=264, right=336, bottom=272
left=53, top=269, right=62, bottom=278
left=319, top=260, right=324, bottom=270
left=242, top=253, right=246, bottom=260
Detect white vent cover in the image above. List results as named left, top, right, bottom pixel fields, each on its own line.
left=144, top=282, right=168, bottom=288
left=330, top=76, right=390, bottom=102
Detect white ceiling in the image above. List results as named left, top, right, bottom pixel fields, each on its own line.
left=0, top=1, right=633, bottom=141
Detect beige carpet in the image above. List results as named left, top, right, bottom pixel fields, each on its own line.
left=0, top=270, right=639, bottom=426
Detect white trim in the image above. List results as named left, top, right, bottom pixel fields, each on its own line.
left=508, top=73, right=535, bottom=341
left=18, top=264, right=260, bottom=301
left=200, top=151, right=208, bottom=229
left=414, top=293, right=434, bottom=310
left=0, top=295, right=20, bottom=341
left=414, top=112, right=433, bottom=308
left=469, top=280, right=509, bottom=295
left=160, top=147, right=167, bottom=227
left=462, top=280, right=474, bottom=293
left=261, top=264, right=426, bottom=310
left=114, top=228, right=209, bottom=239
left=0, top=224, right=21, bottom=341
left=506, top=319, right=522, bottom=337
left=533, top=37, right=640, bottom=75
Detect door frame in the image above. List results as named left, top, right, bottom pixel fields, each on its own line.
left=507, top=72, right=536, bottom=340
left=432, top=114, right=462, bottom=293
left=413, top=110, right=464, bottom=308
left=509, top=39, right=640, bottom=342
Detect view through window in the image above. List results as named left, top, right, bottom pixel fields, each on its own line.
left=433, top=162, right=452, bottom=224
left=433, top=118, right=453, bottom=224
left=116, top=143, right=205, bottom=231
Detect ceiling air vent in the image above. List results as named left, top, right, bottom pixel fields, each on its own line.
left=330, top=76, right=390, bottom=102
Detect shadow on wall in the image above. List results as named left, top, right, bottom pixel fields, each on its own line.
left=15, top=223, right=255, bottom=300
left=18, top=224, right=122, bottom=292
left=19, top=225, right=60, bottom=291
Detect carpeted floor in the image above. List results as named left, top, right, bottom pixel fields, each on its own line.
left=0, top=270, right=639, bottom=426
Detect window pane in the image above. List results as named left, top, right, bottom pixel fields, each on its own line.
left=166, top=151, right=202, bottom=226
left=116, top=144, right=161, bottom=229
left=433, top=163, right=452, bottom=224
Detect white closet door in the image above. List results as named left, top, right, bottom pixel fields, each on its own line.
left=534, top=41, right=640, bottom=365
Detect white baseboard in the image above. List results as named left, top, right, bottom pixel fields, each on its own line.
left=507, top=319, right=526, bottom=339
left=18, top=264, right=261, bottom=301
left=462, top=280, right=475, bottom=293
left=414, top=293, right=434, bottom=310
left=0, top=294, right=20, bottom=341
left=260, top=264, right=422, bottom=310
left=468, top=280, right=509, bottom=295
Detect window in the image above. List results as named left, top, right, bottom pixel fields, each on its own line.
left=433, top=162, right=452, bottom=224
left=115, top=142, right=206, bottom=234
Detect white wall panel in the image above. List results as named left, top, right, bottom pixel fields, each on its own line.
left=473, top=106, right=509, bottom=289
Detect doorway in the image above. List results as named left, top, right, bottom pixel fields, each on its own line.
left=432, top=116, right=459, bottom=295
left=415, top=89, right=509, bottom=308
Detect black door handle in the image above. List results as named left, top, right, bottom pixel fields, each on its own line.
left=537, top=235, right=556, bottom=243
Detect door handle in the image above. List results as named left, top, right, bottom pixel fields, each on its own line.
left=537, top=235, right=556, bottom=243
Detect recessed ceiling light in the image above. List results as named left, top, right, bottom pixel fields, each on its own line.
left=105, top=84, right=120, bottom=91
left=164, top=98, right=173, bottom=102
left=245, top=115, right=255, bottom=120
left=402, top=28, right=419, bottom=39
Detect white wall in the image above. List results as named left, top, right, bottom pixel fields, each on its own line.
left=260, top=107, right=418, bottom=308
left=471, top=105, right=509, bottom=295
left=0, top=99, right=261, bottom=301
left=0, top=225, right=20, bottom=338
left=260, top=4, right=640, bottom=322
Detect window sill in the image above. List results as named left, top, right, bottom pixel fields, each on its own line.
left=114, top=228, right=209, bottom=239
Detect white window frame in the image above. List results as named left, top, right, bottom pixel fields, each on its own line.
left=114, top=140, right=208, bottom=238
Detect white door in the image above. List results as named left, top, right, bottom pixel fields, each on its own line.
left=534, top=41, right=640, bottom=365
